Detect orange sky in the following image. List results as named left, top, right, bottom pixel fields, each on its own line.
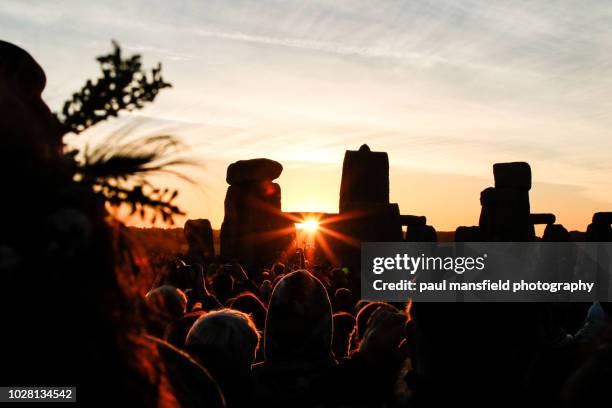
left=4, top=1, right=611, bottom=232
left=113, top=149, right=608, bottom=233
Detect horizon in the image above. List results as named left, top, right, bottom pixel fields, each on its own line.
left=2, top=0, right=611, bottom=231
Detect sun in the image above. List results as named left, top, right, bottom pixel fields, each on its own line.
left=295, top=218, right=319, bottom=232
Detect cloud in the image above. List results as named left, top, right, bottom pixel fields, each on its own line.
left=192, top=28, right=452, bottom=67
left=2, top=0, right=611, bottom=229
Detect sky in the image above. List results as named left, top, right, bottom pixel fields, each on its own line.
left=2, top=0, right=612, bottom=231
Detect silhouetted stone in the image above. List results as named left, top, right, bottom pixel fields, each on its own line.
left=226, top=158, right=283, bottom=185
left=327, top=202, right=404, bottom=270
left=542, top=224, right=570, bottom=242
left=454, top=226, right=482, bottom=242
left=405, top=224, right=437, bottom=242
left=478, top=172, right=532, bottom=241
left=478, top=187, right=496, bottom=239
left=478, top=162, right=536, bottom=241
left=586, top=222, right=612, bottom=242
left=492, top=188, right=531, bottom=240
left=593, top=212, right=612, bottom=225
left=221, top=161, right=292, bottom=268
left=364, top=203, right=404, bottom=242
left=480, top=187, right=497, bottom=206
left=493, top=162, right=531, bottom=190
left=539, top=225, right=575, bottom=294
left=339, top=144, right=389, bottom=213
left=528, top=224, right=536, bottom=240
left=529, top=213, right=556, bottom=225
left=320, top=144, right=407, bottom=268
left=184, top=219, right=214, bottom=261
left=399, top=215, right=427, bottom=227
left=585, top=212, right=612, bottom=242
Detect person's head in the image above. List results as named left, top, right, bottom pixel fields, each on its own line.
left=186, top=308, right=260, bottom=372
left=334, top=287, right=355, bottom=314
left=0, top=40, right=65, bottom=163
left=332, top=312, right=356, bottom=359
left=259, top=271, right=271, bottom=284
left=330, top=267, right=349, bottom=290
left=354, top=299, right=369, bottom=315
left=358, top=308, right=409, bottom=364
left=211, top=270, right=234, bottom=304
left=145, top=286, right=188, bottom=337
left=164, top=311, right=204, bottom=349
left=264, top=270, right=333, bottom=363
left=0, top=40, right=45, bottom=91
left=164, top=263, right=203, bottom=292
left=227, top=292, right=267, bottom=331
left=259, top=280, right=272, bottom=303
left=272, top=262, right=285, bottom=277
left=352, top=301, right=398, bottom=351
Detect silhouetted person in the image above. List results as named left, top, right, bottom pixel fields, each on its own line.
left=333, top=287, right=355, bottom=314
left=574, top=302, right=612, bottom=345
left=227, top=291, right=267, bottom=331
left=317, top=308, right=409, bottom=407
left=259, top=279, right=272, bottom=303
left=271, top=262, right=285, bottom=277
left=186, top=309, right=259, bottom=407
left=329, top=267, right=350, bottom=293
left=351, top=301, right=398, bottom=353
left=562, top=339, right=612, bottom=408
left=168, top=263, right=224, bottom=312
left=0, top=41, right=224, bottom=407
left=211, top=269, right=234, bottom=305
left=145, top=285, right=188, bottom=338
left=332, top=312, right=356, bottom=359
left=252, top=270, right=335, bottom=407
left=164, top=311, right=205, bottom=349
left=406, top=302, right=542, bottom=407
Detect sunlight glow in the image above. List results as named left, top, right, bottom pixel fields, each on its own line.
left=295, top=218, right=319, bottom=232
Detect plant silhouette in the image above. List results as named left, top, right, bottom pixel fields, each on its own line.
left=58, top=41, right=186, bottom=225
left=59, top=40, right=171, bottom=134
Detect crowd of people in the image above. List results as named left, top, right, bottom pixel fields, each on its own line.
left=141, top=256, right=612, bottom=407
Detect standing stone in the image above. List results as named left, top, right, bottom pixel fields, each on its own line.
left=479, top=162, right=533, bottom=241
left=586, top=212, right=612, bottom=241
left=542, top=224, right=570, bottom=242
left=493, top=162, right=532, bottom=190
left=184, top=219, right=214, bottom=263
left=339, top=144, right=389, bottom=213
left=529, top=213, right=556, bottom=225
left=344, top=203, right=404, bottom=243
left=585, top=213, right=611, bottom=300
left=593, top=212, right=612, bottom=226
left=405, top=224, right=437, bottom=242
left=492, top=188, right=531, bottom=240
left=220, top=159, right=293, bottom=269
left=454, top=226, right=482, bottom=242
left=478, top=187, right=497, bottom=240
left=321, top=145, right=398, bottom=270
left=226, top=158, right=283, bottom=185
left=400, top=215, right=427, bottom=227
left=401, top=215, right=437, bottom=242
